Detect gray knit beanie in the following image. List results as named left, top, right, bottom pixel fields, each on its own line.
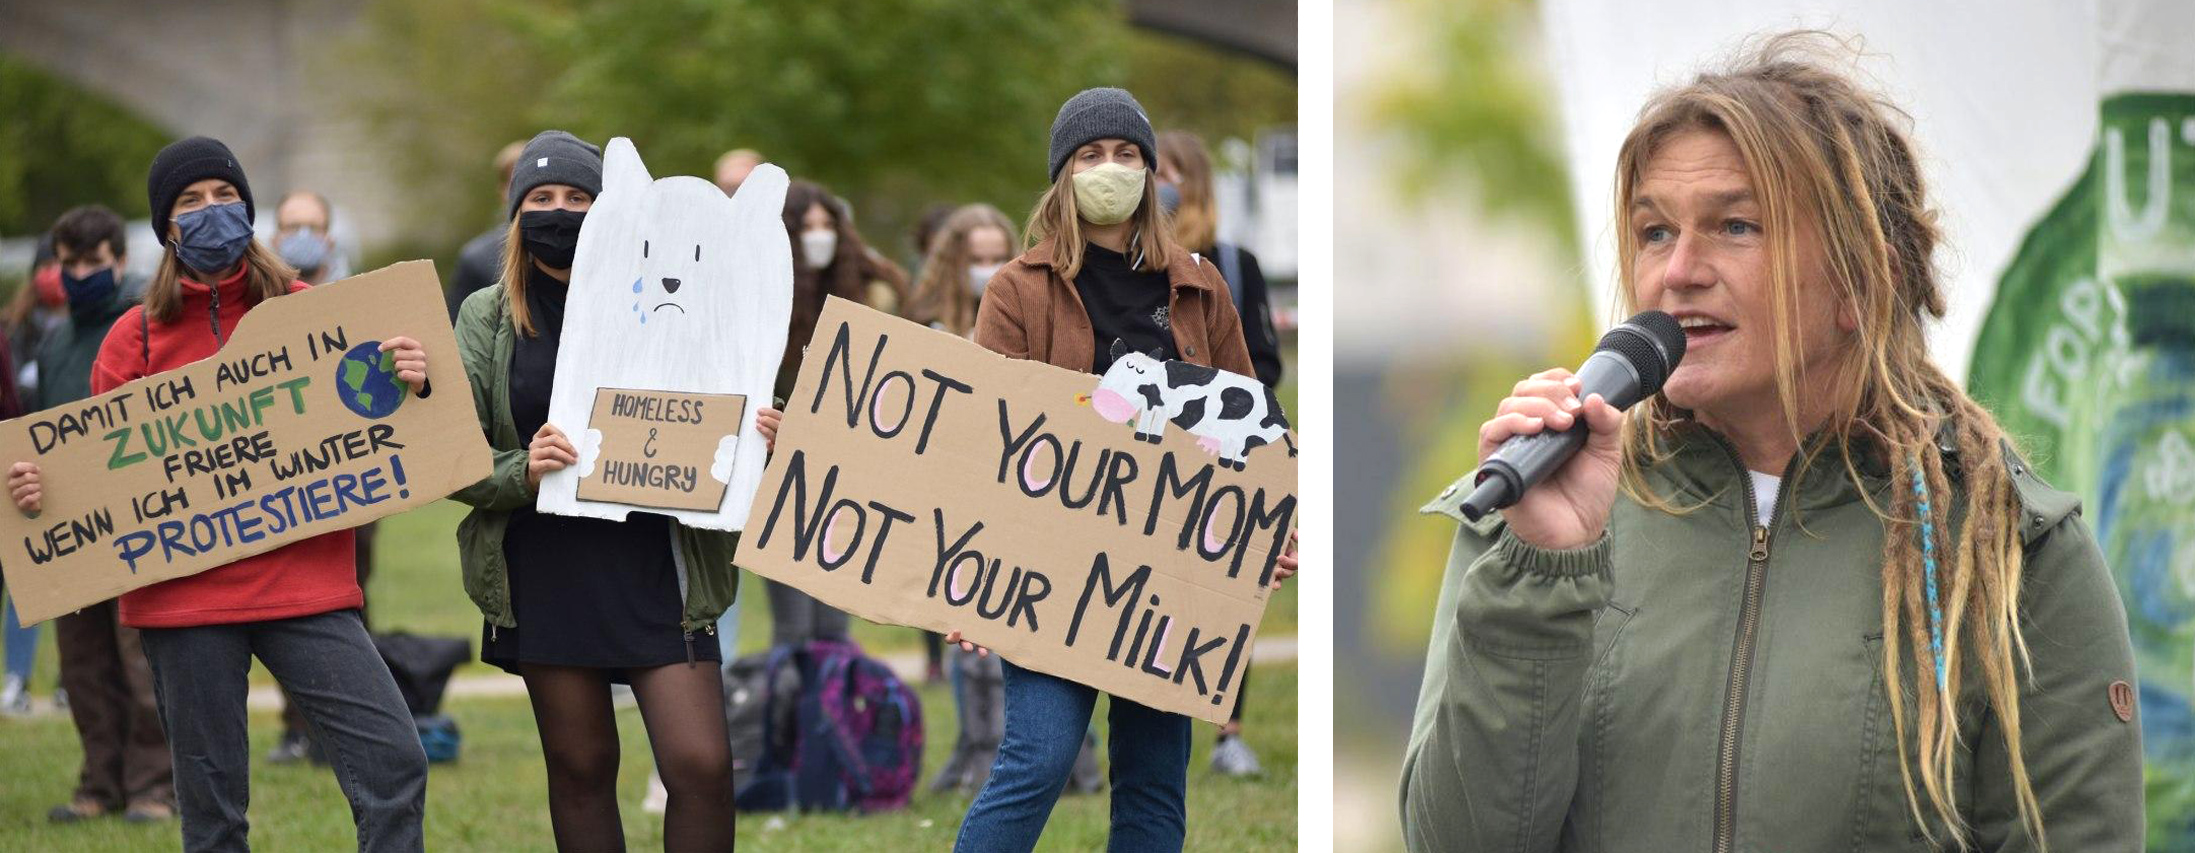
left=1047, top=88, right=1157, bottom=180
left=506, top=130, right=603, bottom=218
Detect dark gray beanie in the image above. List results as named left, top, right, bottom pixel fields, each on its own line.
left=1047, top=88, right=1157, bottom=180
left=506, top=130, right=603, bottom=218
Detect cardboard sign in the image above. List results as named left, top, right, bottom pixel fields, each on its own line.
left=574, top=388, right=746, bottom=511
left=739, top=298, right=1297, bottom=724
left=536, top=137, right=791, bottom=530
left=0, top=261, right=492, bottom=624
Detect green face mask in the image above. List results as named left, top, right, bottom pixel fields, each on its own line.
left=1072, top=163, right=1146, bottom=226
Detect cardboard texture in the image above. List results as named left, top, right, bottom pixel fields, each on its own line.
left=0, top=261, right=492, bottom=624
left=574, top=388, right=746, bottom=511
left=536, top=138, right=792, bottom=531
left=740, top=298, right=1298, bottom=724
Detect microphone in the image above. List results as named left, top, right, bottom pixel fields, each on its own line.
left=1456, top=311, right=1686, bottom=522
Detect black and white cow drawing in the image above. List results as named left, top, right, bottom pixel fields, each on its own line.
left=1082, top=348, right=1294, bottom=471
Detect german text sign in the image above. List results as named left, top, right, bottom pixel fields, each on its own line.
left=739, top=298, right=1297, bottom=724
left=0, top=261, right=493, bottom=623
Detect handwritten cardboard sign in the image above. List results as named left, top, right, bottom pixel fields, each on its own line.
left=536, top=137, right=791, bottom=530
left=575, top=388, right=746, bottom=511
left=739, top=298, right=1297, bottom=724
left=0, top=261, right=492, bottom=624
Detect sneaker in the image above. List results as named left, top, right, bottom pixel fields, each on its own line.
left=0, top=674, right=29, bottom=716
left=47, top=798, right=109, bottom=823
left=123, top=802, right=174, bottom=823
left=1210, top=734, right=1263, bottom=777
left=642, top=769, right=668, bottom=815
left=266, top=730, right=312, bottom=765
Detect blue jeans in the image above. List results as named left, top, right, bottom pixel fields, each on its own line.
left=954, top=660, right=1190, bottom=852
left=2, top=590, right=37, bottom=681
left=140, top=610, right=426, bottom=853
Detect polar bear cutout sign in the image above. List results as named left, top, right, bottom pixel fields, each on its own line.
left=535, top=138, right=791, bottom=531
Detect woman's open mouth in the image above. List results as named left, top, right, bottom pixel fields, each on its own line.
left=1677, top=316, right=1733, bottom=348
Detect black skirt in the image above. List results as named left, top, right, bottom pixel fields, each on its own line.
left=479, top=507, right=718, bottom=683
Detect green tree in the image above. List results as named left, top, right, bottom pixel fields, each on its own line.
left=0, top=55, right=171, bottom=237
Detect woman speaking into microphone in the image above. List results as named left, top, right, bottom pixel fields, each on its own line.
left=1399, top=34, right=2141, bottom=852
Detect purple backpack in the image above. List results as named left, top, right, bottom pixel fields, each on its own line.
left=736, top=639, right=924, bottom=813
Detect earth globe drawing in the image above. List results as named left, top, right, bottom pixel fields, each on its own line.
left=337, top=341, right=409, bottom=419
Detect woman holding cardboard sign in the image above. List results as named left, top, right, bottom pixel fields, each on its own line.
left=449, top=129, right=776, bottom=852
left=7, top=137, right=431, bottom=852
left=937, top=87, right=1300, bottom=853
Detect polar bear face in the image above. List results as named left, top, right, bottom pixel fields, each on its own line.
left=536, top=137, right=793, bottom=530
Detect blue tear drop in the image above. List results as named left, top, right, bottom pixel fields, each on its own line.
left=632, top=277, right=643, bottom=293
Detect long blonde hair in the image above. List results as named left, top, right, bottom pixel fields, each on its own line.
left=1613, top=32, right=2042, bottom=849
left=1157, top=129, right=1220, bottom=250
left=1025, top=163, right=1170, bottom=280
left=146, top=240, right=295, bottom=325
left=495, top=217, right=547, bottom=337
left=907, top=204, right=1017, bottom=336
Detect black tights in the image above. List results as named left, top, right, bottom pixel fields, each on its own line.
left=521, top=662, right=735, bottom=852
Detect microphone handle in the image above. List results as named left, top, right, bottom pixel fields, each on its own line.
left=1457, top=350, right=1646, bottom=522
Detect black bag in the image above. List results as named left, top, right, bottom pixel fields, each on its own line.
left=723, top=650, right=799, bottom=793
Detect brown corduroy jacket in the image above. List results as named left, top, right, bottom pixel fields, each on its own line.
left=971, top=235, right=1255, bottom=375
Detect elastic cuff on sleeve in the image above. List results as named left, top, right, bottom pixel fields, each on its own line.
left=1492, top=526, right=1610, bottom=580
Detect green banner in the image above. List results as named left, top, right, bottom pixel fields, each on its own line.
left=1969, top=92, right=2195, bottom=847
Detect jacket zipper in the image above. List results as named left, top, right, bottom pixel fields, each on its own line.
left=1710, top=434, right=1798, bottom=853
left=208, top=284, right=223, bottom=342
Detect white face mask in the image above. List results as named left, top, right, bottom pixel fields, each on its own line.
left=967, top=263, right=1004, bottom=295
left=801, top=229, right=838, bottom=270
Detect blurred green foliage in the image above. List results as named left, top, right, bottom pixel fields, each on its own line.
left=0, top=56, right=171, bottom=237
left=1357, top=0, right=1599, bottom=653
left=337, top=0, right=1296, bottom=268
left=1367, top=0, right=1575, bottom=250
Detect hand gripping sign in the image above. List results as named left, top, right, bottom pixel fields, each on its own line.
left=535, top=138, right=792, bottom=530
left=738, top=298, right=1297, bottom=724
left=0, top=261, right=491, bottom=624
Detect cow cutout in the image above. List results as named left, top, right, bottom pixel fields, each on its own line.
left=1082, top=342, right=1294, bottom=471
left=535, top=137, right=792, bottom=530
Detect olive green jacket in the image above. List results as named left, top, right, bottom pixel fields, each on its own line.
left=1400, top=424, right=2142, bottom=852
left=450, top=284, right=740, bottom=634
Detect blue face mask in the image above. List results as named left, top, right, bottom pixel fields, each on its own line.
left=172, top=202, right=255, bottom=275
left=1157, top=182, right=1182, bottom=215
left=61, top=266, right=117, bottom=312
left=277, top=228, right=331, bottom=273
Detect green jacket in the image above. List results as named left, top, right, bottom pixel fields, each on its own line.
left=1400, top=424, right=2141, bottom=852
left=450, top=284, right=740, bottom=634
left=34, top=278, right=139, bottom=410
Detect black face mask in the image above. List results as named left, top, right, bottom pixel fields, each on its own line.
left=518, top=208, right=587, bottom=270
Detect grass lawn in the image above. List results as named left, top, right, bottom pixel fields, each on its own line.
left=2, top=464, right=1300, bottom=849
left=0, top=660, right=1297, bottom=851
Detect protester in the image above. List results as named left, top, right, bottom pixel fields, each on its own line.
left=273, top=190, right=344, bottom=284
left=944, top=87, right=1298, bottom=852
left=5, top=233, right=67, bottom=404
left=450, top=129, right=771, bottom=852
left=20, top=205, right=170, bottom=820
left=714, top=148, right=765, bottom=197
left=1156, top=129, right=1284, bottom=389
left=907, top=202, right=956, bottom=276
left=905, top=203, right=1016, bottom=338
left=1154, top=129, right=1282, bottom=777
left=1398, top=36, right=2141, bottom=851
left=0, top=235, right=55, bottom=718
left=6, top=138, right=432, bottom=851
left=447, top=140, right=528, bottom=321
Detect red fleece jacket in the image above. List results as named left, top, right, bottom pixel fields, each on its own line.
left=92, top=265, right=359, bottom=629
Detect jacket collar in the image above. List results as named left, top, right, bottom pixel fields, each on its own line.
left=178, top=262, right=252, bottom=306
left=1023, top=235, right=1215, bottom=292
